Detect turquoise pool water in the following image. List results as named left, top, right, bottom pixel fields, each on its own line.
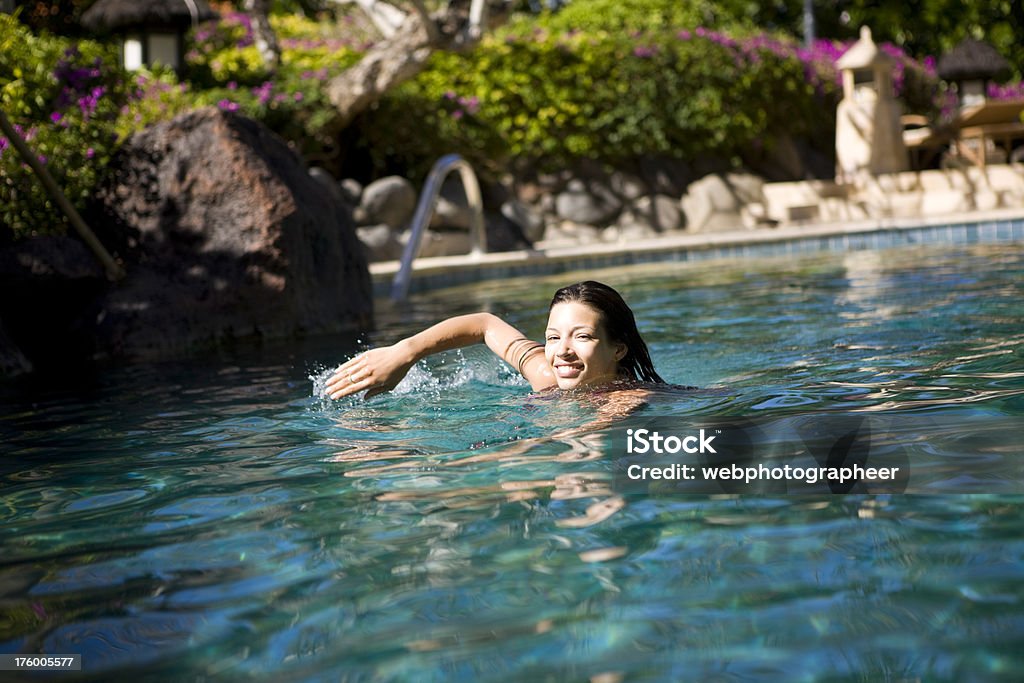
left=2, top=243, right=1023, bottom=681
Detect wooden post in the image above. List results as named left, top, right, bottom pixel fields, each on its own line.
left=0, top=108, right=125, bottom=281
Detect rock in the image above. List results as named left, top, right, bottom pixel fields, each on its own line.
left=541, top=221, right=602, bottom=247
left=619, top=194, right=682, bottom=232
left=514, top=181, right=546, bottom=204
left=357, top=176, right=416, bottom=230
left=0, top=318, right=33, bottom=377
left=728, top=173, right=766, bottom=203
left=428, top=196, right=471, bottom=230
left=339, top=178, right=363, bottom=204
left=608, top=171, right=648, bottom=201
left=309, top=167, right=343, bottom=204
left=555, top=179, right=622, bottom=225
left=602, top=222, right=660, bottom=243
left=536, top=170, right=572, bottom=194
left=400, top=228, right=470, bottom=258
left=0, top=235, right=106, bottom=374
left=429, top=177, right=475, bottom=231
left=357, top=224, right=404, bottom=262
left=90, top=107, right=371, bottom=359
left=636, top=156, right=702, bottom=197
left=681, top=173, right=765, bottom=233
left=538, top=193, right=556, bottom=216
left=485, top=211, right=532, bottom=252
left=500, top=199, right=544, bottom=244
left=0, top=234, right=106, bottom=282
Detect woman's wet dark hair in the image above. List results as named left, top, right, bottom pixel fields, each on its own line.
left=549, top=281, right=665, bottom=384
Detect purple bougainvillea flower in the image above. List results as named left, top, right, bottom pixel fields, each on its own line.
left=218, top=99, right=239, bottom=112
left=252, top=81, right=273, bottom=105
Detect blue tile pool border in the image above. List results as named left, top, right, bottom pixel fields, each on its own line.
left=371, top=214, right=1024, bottom=298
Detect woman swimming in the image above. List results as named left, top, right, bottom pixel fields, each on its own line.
left=327, top=280, right=664, bottom=400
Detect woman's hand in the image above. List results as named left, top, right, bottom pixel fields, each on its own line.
left=326, top=342, right=417, bottom=400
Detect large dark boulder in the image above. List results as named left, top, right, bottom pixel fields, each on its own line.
left=90, top=107, right=371, bottom=360
left=0, top=319, right=33, bottom=378
left=0, top=235, right=105, bottom=376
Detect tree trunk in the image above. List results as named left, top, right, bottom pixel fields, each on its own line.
left=325, top=16, right=439, bottom=130
left=324, top=0, right=510, bottom=129
left=243, top=0, right=281, bottom=70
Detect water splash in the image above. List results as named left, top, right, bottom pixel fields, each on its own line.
left=309, top=349, right=527, bottom=408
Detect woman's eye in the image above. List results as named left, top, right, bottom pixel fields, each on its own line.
left=545, top=336, right=559, bottom=342
left=576, top=334, right=592, bottom=340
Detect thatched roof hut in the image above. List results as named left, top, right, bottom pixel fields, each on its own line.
left=81, top=0, right=217, bottom=34
left=937, top=39, right=1012, bottom=84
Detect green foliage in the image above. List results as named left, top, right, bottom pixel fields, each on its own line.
left=535, top=0, right=711, bottom=34
left=358, top=21, right=840, bottom=180
left=0, top=14, right=130, bottom=240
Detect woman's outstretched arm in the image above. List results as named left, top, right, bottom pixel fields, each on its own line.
left=327, top=313, right=555, bottom=399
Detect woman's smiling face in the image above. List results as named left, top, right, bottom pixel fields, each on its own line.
left=544, top=302, right=626, bottom=389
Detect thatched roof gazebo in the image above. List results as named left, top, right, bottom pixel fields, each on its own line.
left=937, top=39, right=1012, bottom=107
left=81, top=0, right=217, bottom=73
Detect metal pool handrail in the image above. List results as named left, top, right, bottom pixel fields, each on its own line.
left=391, top=154, right=487, bottom=301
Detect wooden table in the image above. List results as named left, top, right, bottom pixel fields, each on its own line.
left=951, top=99, right=1024, bottom=169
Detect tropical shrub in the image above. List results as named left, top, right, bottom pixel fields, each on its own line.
left=358, top=22, right=846, bottom=180
left=1, top=12, right=358, bottom=240
left=0, top=14, right=130, bottom=240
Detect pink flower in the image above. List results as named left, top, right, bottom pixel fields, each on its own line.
left=252, top=81, right=273, bottom=105
left=218, top=99, right=239, bottom=112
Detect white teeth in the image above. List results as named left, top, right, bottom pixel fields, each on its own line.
left=555, top=365, right=581, bottom=378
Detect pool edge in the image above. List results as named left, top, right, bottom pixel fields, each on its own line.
left=370, top=208, right=1024, bottom=297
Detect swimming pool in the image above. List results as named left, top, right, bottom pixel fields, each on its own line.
left=2, top=242, right=1022, bottom=680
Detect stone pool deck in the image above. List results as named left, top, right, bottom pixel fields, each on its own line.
left=371, top=206, right=1024, bottom=298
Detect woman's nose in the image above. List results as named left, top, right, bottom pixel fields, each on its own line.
left=556, top=339, right=574, bottom=356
